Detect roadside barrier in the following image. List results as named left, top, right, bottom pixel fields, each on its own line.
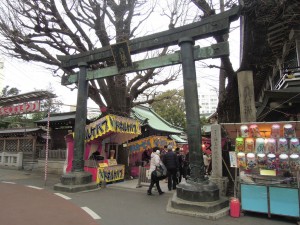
left=136, top=166, right=151, bottom=188
left=0, top=152, right=23, bottom=169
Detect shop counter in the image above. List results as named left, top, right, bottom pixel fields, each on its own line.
left=241, top=183, right=300, bottom=218
left=84, top=160, right=125, bottom=184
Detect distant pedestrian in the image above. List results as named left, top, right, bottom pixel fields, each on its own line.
left=163, top=145, right=179, bottom=191
left=147, top=148, right=165, bottom=196
left=175, top=147, right=184, bottom=183
left=141, top=148, right=151, bottom=166
left=183, top=151, right=190, bottom=179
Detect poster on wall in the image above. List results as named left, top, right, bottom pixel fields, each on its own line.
left=229, top=151, right=238, bottom=168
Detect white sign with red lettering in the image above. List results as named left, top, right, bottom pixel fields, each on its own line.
left=0, top=101, right=40, bottom=116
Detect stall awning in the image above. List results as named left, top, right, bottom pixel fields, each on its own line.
left=170, top=135, right=187, bottom=143
left=127, top=135, right=176, bottom=153
left=85, top=114, right=141, bottom=144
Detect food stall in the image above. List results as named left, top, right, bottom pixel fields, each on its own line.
left=65, top=114, right=141, bottom=184
left=221, top=121, right=300, bottom=218
left=128, top=135, right=176, bottom=177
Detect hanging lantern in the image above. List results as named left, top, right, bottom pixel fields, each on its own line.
left=290, top=138, right=300, bottom=153
left=257, top=153, right=267, bottom=168
left=283, top=124, right=295, bottom=138
left=235, top=137, right=244, bottom=152
left=237, top=152, right=246, bottom=168
left=249, top=124, right=261, bottom=138
left=267, top=153, right=276, bottom=170
left=244, top=138, right=255, bottom=153
left=246, top=153, right=257, bottom=169
left=271, top=124, right=281, bottom=138
left=240, top=125, right=249, bottom=138
left=255, top=138, right=265, bottom=154
left=278, top=137, right=288, bottom=154
left=265, top=138, right=276, bottom=154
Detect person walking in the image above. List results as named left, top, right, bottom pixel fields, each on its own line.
left=147, top=148, right=165, bottom=196
left=176, top=147, right=184, bottom=183
left=163, top=145, right=179, bottom=191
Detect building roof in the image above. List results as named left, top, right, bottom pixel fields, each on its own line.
left=0, top=90, right=56, bottom=107
left=170, top=134, right=187, bottom=143
left=0, top=128, right=45, bottom=134
left=35, top=111, right=77, bottom=124
left=35, top=105, right=183, bottom=134
left=131, top=105, right=183, bottom=134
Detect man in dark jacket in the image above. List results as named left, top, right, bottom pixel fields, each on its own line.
left=163, top=145, right=179, bottom=191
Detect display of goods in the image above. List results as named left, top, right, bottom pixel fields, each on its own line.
left=235, top=137, right=244, bottom=152
left=290, top=138, right=300, bottom=153
left=255, top=138, right=265, bottom=154
left=257, top=153, right=267, bottom=168
left=265, top=138, right=276, bottom=153
left=246, top=153, right=257, bottom=169
left=244, top=138, right=255, bottom=153
left=279, top=153, right=289, bottom=170
left=237, top=152, right=246, bottom=168
left=271, top=124, right=281, bottom=138
left=267, top=153, right=276, bottom=170
left=283, top=124, right=295, bottom=138
left=240, top=125, right=249, bottom=138
left=278, top=138, right=288, bottom=153
left=290, top=154, right=300, bottom=170
left=249, top=124, right=261, bottom=138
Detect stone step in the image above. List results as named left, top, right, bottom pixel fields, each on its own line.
left=166, top=192, right=229, bottom=220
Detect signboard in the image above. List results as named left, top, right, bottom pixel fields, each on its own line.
left=229, top=152, right=238, bottom=168
left=0, top=101, right=40, bottom=116
left=85, top=114, right=141, bottom=143
left=97, top=165, right=125, bottom=183
left=110, top=41, right=133, bottom=71
left=128, top=135, right=176, bottom=153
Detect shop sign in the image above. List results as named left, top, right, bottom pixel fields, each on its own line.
left=0, top=101, right=40, bottom=116
left=97, top=165, right=125, bottom=183
left=128, top=136, right=176, bottom=153
left=85, top=114, right=141, bottom=142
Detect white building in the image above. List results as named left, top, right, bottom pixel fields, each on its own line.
left=0, top=59, right=4, bottom=92
left=198, top=89, right=218, bottom=115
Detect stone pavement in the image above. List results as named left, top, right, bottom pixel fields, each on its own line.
left=0, top=168, right=298, bottom=225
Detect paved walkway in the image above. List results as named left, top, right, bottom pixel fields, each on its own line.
left=0, top=168, right=298, bottom=225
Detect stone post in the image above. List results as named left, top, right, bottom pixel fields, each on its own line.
left=54, top=62, right=97, bottom=192
left=237, top=70, right=256, bottom=122
left=209, top=124, right=228, bottom=196
left=176, top=37, right=219, bottom=202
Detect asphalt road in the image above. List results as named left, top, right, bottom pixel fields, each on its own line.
left=0, top=168, right=298, bottom=225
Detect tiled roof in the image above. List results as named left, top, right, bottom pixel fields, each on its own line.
left=131, top=105, right=183, bottom=134
left=0, top=128, right=45, bottom=134
left=170, top=135, right=187, bottom=143
left=35, top=111, right=76, bottom=123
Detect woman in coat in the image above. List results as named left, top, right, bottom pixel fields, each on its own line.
left=147, top=148, right=165, bottom=195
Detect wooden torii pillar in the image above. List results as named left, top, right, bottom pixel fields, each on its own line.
left=54, top=6, right=240, bottom=200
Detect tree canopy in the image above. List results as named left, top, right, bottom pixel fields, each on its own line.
left=0, top=0, right=240, bottom=122
left=150, top=89, right=186, bottom=129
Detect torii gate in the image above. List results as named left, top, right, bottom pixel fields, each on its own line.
left=55, top=6, right=240, bottom=201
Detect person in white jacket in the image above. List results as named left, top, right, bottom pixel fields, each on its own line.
left=147, top=148, right=165, bottom=195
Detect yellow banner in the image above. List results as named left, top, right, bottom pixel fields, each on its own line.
left=97, top=165, right=125, bottom=183
left=128, top=135, right=176, bottom=153
left=85, top=114, right=141, bottom=142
